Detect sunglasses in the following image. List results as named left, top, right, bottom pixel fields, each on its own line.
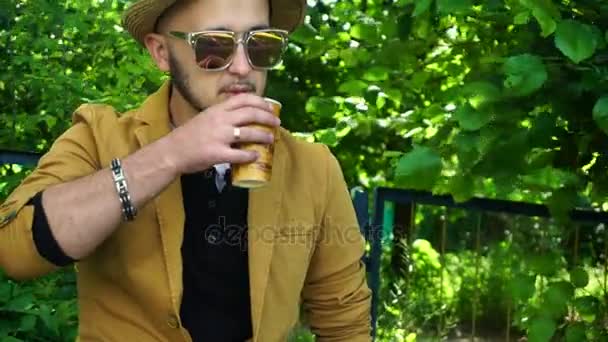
left=169, top=29, right=289, bottom=71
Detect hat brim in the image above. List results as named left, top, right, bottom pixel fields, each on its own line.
left=122, top=0, right=306, bottom=46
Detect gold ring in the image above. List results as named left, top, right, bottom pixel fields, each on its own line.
left=233, top=127, right=241, bottom=141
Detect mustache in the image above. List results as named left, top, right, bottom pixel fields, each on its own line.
left=219, top=81, right=257, bottom=93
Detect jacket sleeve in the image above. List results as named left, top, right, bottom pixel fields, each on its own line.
left=0, top=107, right=101, bottom=280
left=300, top=146, right=372, bottom=342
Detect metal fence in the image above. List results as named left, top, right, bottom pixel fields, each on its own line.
left=357, top=187, right=608, bottom=341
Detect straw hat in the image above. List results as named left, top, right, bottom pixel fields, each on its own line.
left=122, top=0, right=307, bottom=46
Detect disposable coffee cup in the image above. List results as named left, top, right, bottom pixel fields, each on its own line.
left=232, top=98, right=281, bottom=189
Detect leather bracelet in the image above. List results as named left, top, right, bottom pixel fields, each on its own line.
left=110, top=158, right=137, bottom=221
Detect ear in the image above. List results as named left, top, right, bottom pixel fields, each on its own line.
left=144, top=33, right=170, bottom=72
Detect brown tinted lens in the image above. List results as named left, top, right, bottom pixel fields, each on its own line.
left=246, top=31, right=285, bottom=68
left=194, top=32, right=235, bottom=70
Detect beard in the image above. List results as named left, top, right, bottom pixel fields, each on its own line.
left=168, top=52, right=206, bottom=113
left=167, top=50, right=261, bottom=113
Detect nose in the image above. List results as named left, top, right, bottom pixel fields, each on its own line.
left=227, top=43, right=252, bottom=76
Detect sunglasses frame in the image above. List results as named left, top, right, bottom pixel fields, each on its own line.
left=169, top=28, right=289, bottom=71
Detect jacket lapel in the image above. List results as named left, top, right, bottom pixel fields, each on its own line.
left=248, top=137, right=286, bottom=341
left=133, top=82, right=187, bottom=322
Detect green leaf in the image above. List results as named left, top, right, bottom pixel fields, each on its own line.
left=463, top=82, right=501, bottom=109
left=592, top=97, right=608, bottom=135
left=542, top=281, right=574, bottom=318
left=454, top=104, right=492, bottom=131
left=474, top=129, right=529, bottom=176
left=356, top=118, right=374, bottom=138
left=574, top=296, right=599, bottom=322
left=5, top=293, right=34, bottom=311
left=376, top=95, right=387, bottom=109
left=18, top=315, right=36, bottom=332
left=44, top=115, right=57, bottom=130
left=315, top=129, right=338, bottom=147
left=338, top=80, right=368, bottom=97
left=339, top=49, right=360, bottom=67
left=450, top=173, right=474, bottom=202
left=325, top=49, right=340, bottom=60
left=413, top=0, right=432, bottom=17
left=2, top=337, right=24, bottom=342
left=514, top=11, right=530, bottom=25
left=528, top=112, right=558, bottom=148
left=337, top=32, right=350, bottom=42
left=570, top=267, right=589, bottom=288
left=363, top=66, right=390, bottom=82
left=454, top=132, right=480, bottom=167
left=529, top=253, right=560, bottom=277
left=555, top=20, right=597, bottom=64
left=397, top=13, right=413, bottom=39
left=503, top=54, right=548, bottom=96
left=306, top=40, right=326, bottom=59
left=521, top=167, right=579, bottom=190
left=0, top=282, right=10, bottom=304
left=0, top=319, right=11, bottom=337
left=381, top=20, right=398, bottom=39
left=437, top=0, right=473, bottom=15
left=39, top=304, right=59, bottom=336
left=413, top=15, right=431, bottom=39
left=395, top=146, right=442, bottom=190
left=526, top=150, right=555, bottom=170
left=386, top=89, right=403, bottom=107
left=509, top=274, right=536, bottom=302
left=565, top=323, right=586, bottom=342
left=350, top=23, right=379, bottom=42
left=520, top=0, right=559, bottom=37
left=305, top=97, right=337, bottom=117
left=289, top=23, right=318, bottom=44
left=547, top=187, right=577, bottom=222
left=591, top=25, right=607, bottom=50
left=528, top=317, right=556, bottom=342
left=340, top=48, right=372, bottom=67
left=411, top=72, right=431, bottom=89
left=335, top=121, right=352, bottom=138
left=533, top=9, right=556, bottom=37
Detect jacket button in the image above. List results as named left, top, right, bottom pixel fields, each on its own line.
left=167, top=315, right=179, bottom=329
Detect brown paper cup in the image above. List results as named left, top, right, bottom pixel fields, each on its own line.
left=232, top=98, right=281, bottom=189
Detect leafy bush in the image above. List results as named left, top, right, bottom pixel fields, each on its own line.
left=378, top=214, right=608, bottom=341
left=0, top=269, right=77, bottom=341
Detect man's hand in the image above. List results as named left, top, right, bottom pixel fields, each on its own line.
left=166, top=94, right=281, bottom=174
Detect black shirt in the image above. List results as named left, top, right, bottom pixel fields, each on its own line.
left=179, top=169, right=252, bottom=341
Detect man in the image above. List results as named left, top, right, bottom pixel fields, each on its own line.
left=0, top=0, right=372, bottom=341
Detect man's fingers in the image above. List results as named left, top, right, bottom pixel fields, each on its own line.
left=229, top=108, right=281, bottom=128
left=228, top=126, right=275, bottom=145
left=226, top=127, right=274, bottom=144
left=223, top=148, right=259, bottom=165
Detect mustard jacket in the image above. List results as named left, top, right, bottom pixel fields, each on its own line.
left=0, top=82, right=372, bottom=341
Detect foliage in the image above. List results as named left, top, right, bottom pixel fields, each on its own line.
left=377, top=206, right=608, bottom=340
left=0, top=269, right=77, bottom=341
left=289, top=0, right=608, bottom=213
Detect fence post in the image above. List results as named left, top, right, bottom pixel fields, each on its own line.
left=370, top=188, right=386, bottom=341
